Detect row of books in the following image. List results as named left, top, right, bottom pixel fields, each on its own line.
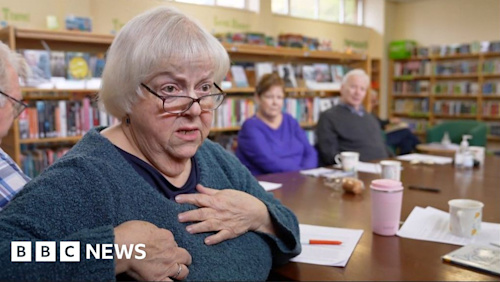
left=394, top=80, right=499, bottom=95
left=393, top=60, right=431, bottom=77
left=20, top=147, right=71, bottom=178
left=482, top=101, right=500, bottom=117
left=212, top=96, right=339, bottom=129
left=433, top=101, right=477, bottom=115
left=20, top=49, right=105, bottom=88
left=393, top=99, right=429, bottom=115
left=226, top=62, right=348, bottom=90
left=17, top=98, right=120, bottom=140
left=434, top=60, right=478, bottom=76
left=212, top=98, right=256, bottom=129
left=393, top=60, right=500, bottom=77
left=483, top=59, right=500, bottom=74
left=483, top=81, right=500, bottom=95
left=412, top=40, right=500, bottom=57
left=433, top=81, right=479, bottom=95
left=487, top=122, right=500, bottom=137
left=393, top=81, right=430, bottom=94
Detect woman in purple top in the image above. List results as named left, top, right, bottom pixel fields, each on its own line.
left=236, top=73, right=318, bottom=175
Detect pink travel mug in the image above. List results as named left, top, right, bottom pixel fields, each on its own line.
left=370, top=179, right=404, bottom=236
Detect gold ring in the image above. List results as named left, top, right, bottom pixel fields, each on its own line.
left=172, top=263, right=182, bottom=279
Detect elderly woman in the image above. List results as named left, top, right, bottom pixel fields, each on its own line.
left=236, top=73, right=318, bottom=175
left=0, top=7, right=300, bottom=281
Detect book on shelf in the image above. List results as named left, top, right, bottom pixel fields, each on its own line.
left=277, top=63, right=297, bottom=88
left=221, top=70, right=233, bottom=89
left=22, top=50, right=52, bottom=87
left=255, top=62, right=274, bottom=85
left=313, top=63, right=332, bottom=83
left=230, top=65, right=249, bottom=88
left=19, top=99, right=120, bottom=140
left=442, top=244, right=500, bottom=276
left=66, top=52, right=90, bottom=80
left=88, top=53, right=106, bottom=78
left=330, top=64, right=345, bottom=83
left=302, top=65, right=340, bottom=91
left=50, top=51, right=67, bottom=78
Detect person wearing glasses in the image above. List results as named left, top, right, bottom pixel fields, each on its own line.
left=0, top=41, right=30, bottom=211
left=236, top=73, right=318, bottom=175
left=0, top=7, right=300, bottom=281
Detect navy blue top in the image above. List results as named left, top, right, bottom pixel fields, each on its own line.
left=115, top=146, right=198, bottom=199
left=236, top=113, right=318, bottom=175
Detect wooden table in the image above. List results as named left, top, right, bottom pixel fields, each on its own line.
left=416, top=143, right=458, bottom=157
left=260, top=155, right=500, bottom=281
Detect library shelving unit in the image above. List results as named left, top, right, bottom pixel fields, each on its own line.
left=213, top=42, right=370, bottom=133
left=370, top=58, right=381, bottom=116
left=0, top=26, right=370, bottom=167
left=389, top=52, right=500, bottom=143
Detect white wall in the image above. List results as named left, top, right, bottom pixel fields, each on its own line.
left=389, top=0, right=500, bottom=46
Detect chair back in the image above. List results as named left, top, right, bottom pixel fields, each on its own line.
left=426, top=120, right=487, bottom=146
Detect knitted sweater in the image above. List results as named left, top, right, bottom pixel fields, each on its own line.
left=0, top=127, right=300, bottom=281
left=316, top=105, right=389, bottom=165
left=236, top=113, right=318, bottom=175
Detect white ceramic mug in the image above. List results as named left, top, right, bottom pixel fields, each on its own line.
left=469, top=146, right=485, bottom=166
left=334, top=151, right=359, bottom=172
left=448, top=199, right=483, bottom=238
left=380, top=160, right=402, bottom=181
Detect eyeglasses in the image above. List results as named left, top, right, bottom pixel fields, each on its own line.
left=0, top=90, right=27, bottom=118
left=140, top=83, right=226, bottom=114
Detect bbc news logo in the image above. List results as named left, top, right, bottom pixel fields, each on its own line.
left=11, top=241, right=146, bottom=262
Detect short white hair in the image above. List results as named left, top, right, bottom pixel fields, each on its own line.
left=342, top=68, right=370, bottom=86
left=0, top=41, right=28, bottom=106
left=99, top=6, right=230, bottom=118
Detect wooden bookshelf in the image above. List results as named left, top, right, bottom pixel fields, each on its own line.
left=389, top=51, right=500, bottom=144
left=1, top=26, right=370, bottom=168
left=19, top=136, right=82, bottom=145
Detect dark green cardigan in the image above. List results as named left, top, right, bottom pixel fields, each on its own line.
left=0, top=127, right=300, bottom=280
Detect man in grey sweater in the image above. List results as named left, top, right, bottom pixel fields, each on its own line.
left=316, top=69, right=389, bottom=166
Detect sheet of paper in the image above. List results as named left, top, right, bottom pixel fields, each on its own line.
left=258, top=181, right=282, bottom=191
left=291, top=224, right=363, bottom=267
left=397, top=153, right=453, bottom=165
left=300, top=167, right=336, bottom=177
left=397, top=206, right=500, bottom=246
left=355, top=162, right=381, bottom=174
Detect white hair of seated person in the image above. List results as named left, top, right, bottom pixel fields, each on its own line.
left=0, top=41, right=29, bottom=106
left=341, top=68, right=369, bottom=86
left=99, top=6, right=230, bottom=119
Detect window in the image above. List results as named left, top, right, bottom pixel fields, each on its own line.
left=318, top=0, right=340, bottom=22
left=290, top=0, right=315, bottom=19
left=272, top=0, right=364, bottom=25
left=175, top=0, right=258, bottom=12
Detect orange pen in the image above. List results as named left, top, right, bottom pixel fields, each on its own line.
left=301, top=239, right=342, bottom=245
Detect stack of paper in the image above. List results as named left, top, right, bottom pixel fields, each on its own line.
left=258, top=181, right=282, bottom=191
left=291, top=224, right=363, bottom=267
left=397, top=206, right=500, bottom=246
left=300, top=167, right=336, bottom=177
left=397, top=153, right=453, bottom=165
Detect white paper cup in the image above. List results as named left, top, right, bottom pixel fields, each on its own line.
left=334, top=151, right=359, bottom=172
left=469, top=146, right=485, bottom=166
left=448, top=199, right=483, bottom=238
left=380, top=160, right=402, bottom=181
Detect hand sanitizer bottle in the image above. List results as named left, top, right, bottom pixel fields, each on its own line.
left=455, top=135, right=473, bottom=169
left=441, top=131, right=451, bottom=146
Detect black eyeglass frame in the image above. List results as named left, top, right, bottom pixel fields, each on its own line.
left=0, top=90, right=28, bottom=118
left=140, top=82, right=226, bottom=115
